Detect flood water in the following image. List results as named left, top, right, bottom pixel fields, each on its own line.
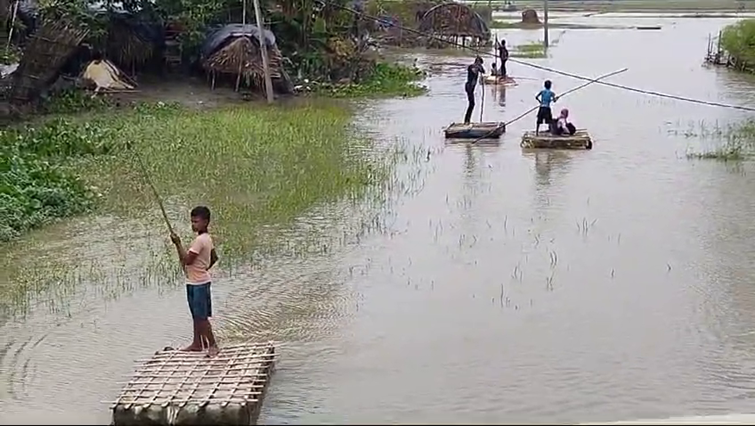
left=4, top=14, right=755, bottom=425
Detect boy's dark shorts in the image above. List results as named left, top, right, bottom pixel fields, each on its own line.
left=186, top=282, right=212, bottom=320
left=536, top=106, right=553, bottom=125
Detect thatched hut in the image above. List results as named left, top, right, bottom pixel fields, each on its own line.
left=418, top=2, right=491, bottom=47
left=521, top=9, right=540, bottom=24
left=201, top=24, right=293, bottom=95
left=9, top=17, right=89, bottom=105
left=103, top=11, right=165, bottom=75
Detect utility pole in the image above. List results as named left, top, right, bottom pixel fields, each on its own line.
left=252, top=0, right=275, bottom=103
left=543, top=0, right=549, bottom=50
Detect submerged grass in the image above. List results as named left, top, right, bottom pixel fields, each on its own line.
left=0, top=100, right=401, bottom=320
left=310, top=62, right=428, bottom=98
left=512, top=41, right=548, bottom=59
left=682, top=119, right=755, bottom=161
left=83, top=101, right=391, bottom=260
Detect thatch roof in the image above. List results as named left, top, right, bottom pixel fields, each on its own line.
left=105, top=15, right=159, bottom=68
left=418, top=2, right=490, bottom=39
left=521, top=9, right=540, bottom=24
left=202, top=36, right=285, bottom=87
left=201, top=24, right=276, bottom=60
left=9, top=17, right=89, bottom=105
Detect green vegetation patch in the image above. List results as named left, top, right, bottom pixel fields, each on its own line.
left=512, top=41, right=547, bottom=59
left=311, top=62, right=428, bottom=98
left=684, top=119, right=755, bottom=161
left=0, top=119, right=116, bottom=241
left=0, top=99, right=399, bottom=319
left=721, top=19, right=755, bottom=64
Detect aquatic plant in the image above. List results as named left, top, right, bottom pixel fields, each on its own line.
left=76, top=100, right=392, bottom=261
left=42, top=87, right=115, bottom=114
left=512, top=40, right=547, bottom=59
left=684, top=119, right=755, bottom=161
left=0, top=120, right=118, bottom=241
left=309, top=62, right=428, bottom=98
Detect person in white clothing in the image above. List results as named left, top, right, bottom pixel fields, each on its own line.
left=552, top=108, right=576, bottom=136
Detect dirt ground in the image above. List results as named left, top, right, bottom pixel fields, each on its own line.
left=109, top=75, right=265, bottom=109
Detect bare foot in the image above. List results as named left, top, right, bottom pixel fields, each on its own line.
left=206, top=346, right=220, bottom=358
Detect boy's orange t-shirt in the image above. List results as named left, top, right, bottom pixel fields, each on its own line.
left=186, top=233, right=213, bottom=284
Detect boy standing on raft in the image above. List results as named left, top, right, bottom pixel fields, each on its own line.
left=497, top=39, right=509, bottom=79
left=535, top=79, right=558, bottom=135
left=464, top=56, right=486, bottom=125
left=170, top=206, right=220, bottom=356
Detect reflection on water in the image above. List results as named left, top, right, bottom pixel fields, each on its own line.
left=4, top=15, right=755, bottom=425
left=495, top=84, right=507, bottom=106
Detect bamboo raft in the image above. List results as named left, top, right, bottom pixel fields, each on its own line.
left=109, top=342, right=276, bottom=426
left=520, top=129, right=593, bottom=150
left=444, top=122, right=506, bottom=139
left=481, top=75, right=517, bottom=86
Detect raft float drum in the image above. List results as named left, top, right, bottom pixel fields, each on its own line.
left=520, top=129, right=594, bottom=150
left=108, top=341, right=276, bottom=426
left=444, top=121, right=506, bottom=139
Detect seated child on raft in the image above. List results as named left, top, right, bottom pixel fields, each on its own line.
left=551, top=108, right=576, bottom=136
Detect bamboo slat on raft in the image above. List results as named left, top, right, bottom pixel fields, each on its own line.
left=109, top=342, right=276, bottom=426
left=520, top=129, right=593, bottom=150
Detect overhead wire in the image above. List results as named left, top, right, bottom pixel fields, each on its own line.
left=323, top=1, right=755, bottom=113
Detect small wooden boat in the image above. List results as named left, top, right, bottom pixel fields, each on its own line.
left=520, top=129, right=593, bottom=150
left=444, top=122, right=506, bottom=139
left=481, top=75, right=517, bottom=86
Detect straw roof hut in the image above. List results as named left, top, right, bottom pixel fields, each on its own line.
left=201, top=24, right=292, bottom=95
left=418, top=2, right=491, bottom=43
left=103, top=12, right=163, bottom=74
left=521, top=9, right=540, bottom=24
left=9, top=17, right=89, bottom=105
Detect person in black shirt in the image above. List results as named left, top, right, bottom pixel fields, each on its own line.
left=497, top=39, right=509, bottom=78
left=464, top=56, right=485, bottom=124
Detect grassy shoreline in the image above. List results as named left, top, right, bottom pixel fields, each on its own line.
left=0, top=61, right=424, bottom=242
left=0, top=98, right=406, bottom=318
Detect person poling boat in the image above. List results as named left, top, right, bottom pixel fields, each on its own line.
left=552, top=108, right=577, bottom=136
left=170, top=206, right=220, bottom=357
left=497, top=39, right=509, bottom=79
left=464, top=56, right=485, bottom=125
left=535, top=79, right=558, bottom=135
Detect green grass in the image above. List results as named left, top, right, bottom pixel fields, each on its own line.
left=310, top=62, right=428, bottom=98
left=0, top=119, right=116, bottom=241
left=0, top=100, right=403, bottom=319
left=81, top=101, right=391, bottom=258
left=720, top=19, right=755, bottom=65
left=512, top=41, right=547, bottom=59
left=683, top=119, right=755, bottom=160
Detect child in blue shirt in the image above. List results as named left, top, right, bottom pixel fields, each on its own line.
left=535, top=80, right=558, bottom=135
